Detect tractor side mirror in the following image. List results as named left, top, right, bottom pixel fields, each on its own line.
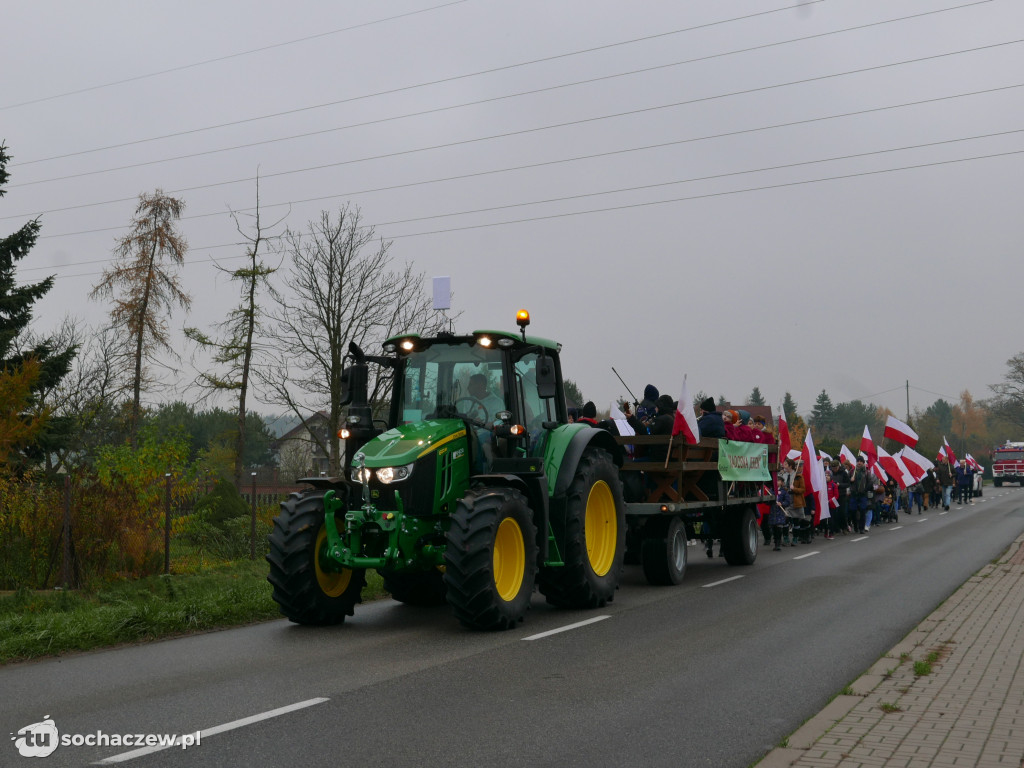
left=339, top=363, right=368, bottom=406
left=535, top=356, right=557, bottom=399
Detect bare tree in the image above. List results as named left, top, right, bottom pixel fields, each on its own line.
left=90, top=190, right=190, bottom=447
left=260, top=204, right=448, bottom=475
left=989, top=352, right=1024, bottom=430
left=186, top=179, right=283, bottom=485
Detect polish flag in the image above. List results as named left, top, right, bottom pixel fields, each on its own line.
left=871, top=461, right=889, bottom=483
left=883, top=415, right=919, bottom=448
left=936, top=444, right=947, bottom=463
left=819, top=450, right=833, bottom=462
left=801, top=430, right=830, bottom=523
left=943, top=436, right=959, bottom=468
left=777, top=400, right=791, bottom=474
left=787, top=449, right=802, bottom=461
left=672, top=376, right=700, bottom=444
left=839, top=444, right=858, bottom=468
left=878, top=446, right=915, bottom=489
left=860, top=426, right=878, bottom=467
left=899, top=446, right=934, bottom=483
left=965, top=453, right=981, bottom=471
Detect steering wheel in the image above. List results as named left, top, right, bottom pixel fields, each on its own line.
left=453, top=396, right=488, bottom=426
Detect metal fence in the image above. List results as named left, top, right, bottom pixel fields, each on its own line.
left=0, top=475, right=307, bottom=590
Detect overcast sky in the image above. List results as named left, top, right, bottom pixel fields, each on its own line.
left=3, top=0, right=1022, bottom=420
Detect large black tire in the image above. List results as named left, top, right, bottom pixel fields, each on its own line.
left=539, top=448, right=626, bottom=608
left=721, top=505, right=758, bottom=566
left=266, top=490, right=366, bottom=625
left=641, top=516, right=688, bottom=586
left=380, top=568, right=448, bottom=606
left=444, top=487, right=538, bottom=630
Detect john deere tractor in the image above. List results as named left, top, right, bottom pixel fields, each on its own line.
left=267, top=311, right=625, bottom=630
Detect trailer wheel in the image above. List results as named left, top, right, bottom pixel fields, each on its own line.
left=641, top=516, right=688, bottom=586
left=539, top=448, right=626, bottom=608
left=267, top=490, right=366, bottom=625
left=444, top=487, right=538, bottom=630
left=721, top=505, right=758, bottom=566
left=380, top=568, right=448, bottom=606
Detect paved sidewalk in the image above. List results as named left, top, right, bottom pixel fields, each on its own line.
left=758, top=532, right=1024, bottom=768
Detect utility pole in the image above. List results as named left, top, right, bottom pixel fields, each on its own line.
left=906, top=380, right=911, bottom=424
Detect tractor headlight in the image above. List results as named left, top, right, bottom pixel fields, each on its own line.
left=376, top=463, right=415, bottom=484
left=351, top=466, right=373, bottom=484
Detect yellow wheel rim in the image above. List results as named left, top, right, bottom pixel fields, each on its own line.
left=315, top=527, right=353, bottom=598
left=585, top=480, right=617, bottom=577
left=493, top=517, right=526, bottom=602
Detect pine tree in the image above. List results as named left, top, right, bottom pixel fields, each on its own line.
left=810, top=389, right=837, bottom=438
left=0, top=142, right=76, bottom=469
left=747, top=386, right=766, bottom=406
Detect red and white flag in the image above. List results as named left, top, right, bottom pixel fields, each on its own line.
left=883, top=415, right=919, bottom=448
left=871, top=461, right=889, bottom=483
left=878, top=446, right=915, bottom=489
left=801, top=429, right=830, bottom=523
left=899, top=446, right=934, bottom=483
left=839, top=444, right=858, bottom=468
left=943, top=436, right=959, bottom=468
left=672, top=376, right=700, bottom=444
left=936, top=444, right=947, bottom=463
left=819, top=449, right=833, bottom=462
left=860, top=426, right=878, bottom=467
left=777, top=399, right=791, bottom=474
left=965, top=453, right=981, bottom=470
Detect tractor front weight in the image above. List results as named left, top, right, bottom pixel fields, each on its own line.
left=320, top=489, right=446, bottom=571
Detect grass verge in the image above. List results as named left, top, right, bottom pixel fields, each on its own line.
left=0, top=561, right=388, bottom=665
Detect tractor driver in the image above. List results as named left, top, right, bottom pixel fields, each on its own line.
left=465, top=373, right=506, bottom=472
left=466, top=373, right=506, bottom=424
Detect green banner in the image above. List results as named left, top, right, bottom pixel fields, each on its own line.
left=718, top=440, right=770, bottom=481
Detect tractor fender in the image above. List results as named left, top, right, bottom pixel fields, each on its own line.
left=547, top=425, right=624, bottom=499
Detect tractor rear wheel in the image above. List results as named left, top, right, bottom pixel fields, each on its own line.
left=721, top=505, right=758, bottom=566
left=641, top=515, right=688, bottom=586
left=539, top=448, right=625, bottom=608
left=267, top=490, right=366, bottom=625
left=380, top=568, right=448, bottom=606
left=444, top=487, right=538, bottom=630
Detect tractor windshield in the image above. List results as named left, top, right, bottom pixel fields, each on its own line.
left=398, top=342, right=506, bottom=425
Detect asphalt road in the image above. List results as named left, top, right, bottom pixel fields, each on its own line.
left=4, top=487, right=1024, bottom=768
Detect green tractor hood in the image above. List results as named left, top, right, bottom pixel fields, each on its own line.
left=357, top=419, right=468, bottom=468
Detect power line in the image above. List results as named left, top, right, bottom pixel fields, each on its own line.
left=35, top=81, right=1024, bottom=242
left=0, top=0, right=473, bottom=112
left=11, top=2, right=1003, bottom=190
left=10, top=0, right=826, bottom=166
left=9, top=37, right=1022, bottom=224
left=37, top=144, right=1024, bottom=282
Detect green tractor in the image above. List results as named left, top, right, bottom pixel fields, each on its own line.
left=267, top=311, right=625, bottom=630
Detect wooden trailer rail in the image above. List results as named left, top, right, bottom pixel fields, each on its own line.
left=613, top=434, right=779, bottom=504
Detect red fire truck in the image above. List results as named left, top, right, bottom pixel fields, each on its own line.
left=991, top=441, right=1024, bottom=487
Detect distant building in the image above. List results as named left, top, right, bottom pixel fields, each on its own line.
left=271, top=412, right=336, bottom=481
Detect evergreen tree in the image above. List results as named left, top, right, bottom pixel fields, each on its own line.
left=809, top=389, right=837, bottom=437
left=564, top=378, right=585, bottom=408
left=0, top=142, right=76, bottom=468
left=747, top=386, right=766, bottom=406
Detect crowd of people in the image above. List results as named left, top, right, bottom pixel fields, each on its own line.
left=763, top=453, right=978, bottom=552
left=568, top=384, right=983, bottom=556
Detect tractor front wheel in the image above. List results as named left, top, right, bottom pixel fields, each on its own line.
left=266, top=490, right=366, bottom=625
left=444, top=487, right=538, bottom=630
